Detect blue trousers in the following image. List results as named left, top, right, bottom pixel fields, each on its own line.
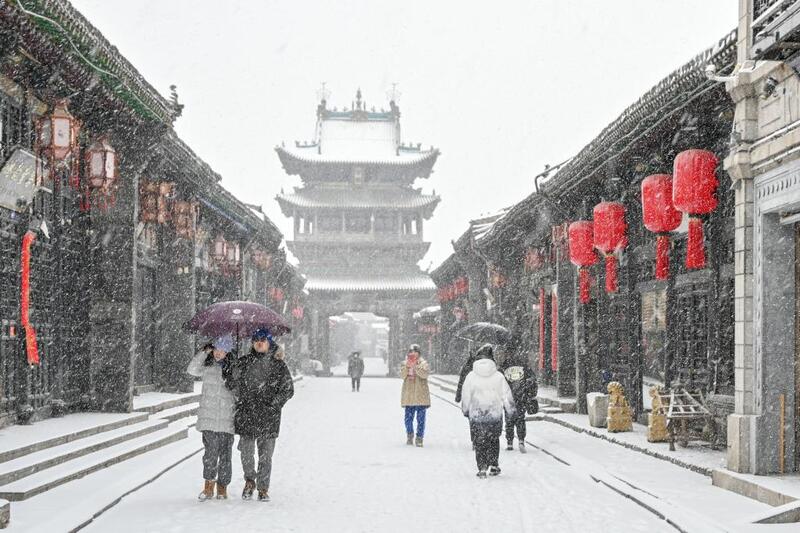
left=404, top=406, right=427, bottom=437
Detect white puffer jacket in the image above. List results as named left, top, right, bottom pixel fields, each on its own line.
left=187, top=350, right=235, bottom=434
left=460, top=358, right=516, bottom=423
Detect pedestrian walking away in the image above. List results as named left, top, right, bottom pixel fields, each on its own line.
left=348, top=351, right=365, bottom=392
left=186, top=334, right=236, bottom=501
left=497, top=335, right=537, bottom=454
left=230, top=328, right=294, bottom=502
left=400, top=344, right=431, bottom=447
left=460, top=344, right=516, bottom=478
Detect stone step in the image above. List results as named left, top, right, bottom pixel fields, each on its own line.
left=0, top=424, right=188, bottom=502
left=0, top=412, right=150, bottom=465
left=133, top=392, right=202, bottom=415
left=0, top=418, right=169, bottom=487
left=155, top=403, right=199, bottom=424
left=540, top=406, right=564, bottom=414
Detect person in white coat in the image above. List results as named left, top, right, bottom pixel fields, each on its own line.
left=460, top=344, right=516, bottom=478
left=187, top=334, right=236, bottom=500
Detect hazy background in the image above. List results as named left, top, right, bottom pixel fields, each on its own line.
left=71, top=0, right=737, bottom=269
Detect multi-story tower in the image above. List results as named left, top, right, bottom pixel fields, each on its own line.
left=275, top=90, right=440, bottom=372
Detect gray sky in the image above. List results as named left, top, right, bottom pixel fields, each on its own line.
left=71, top=0, right=737, bottom=269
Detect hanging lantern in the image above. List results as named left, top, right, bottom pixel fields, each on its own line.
left=673, top=149, right=718, bottom=270
left=85, top=136, right=117, bottom=189
left=568, top=221, right=597, bottom=303
left=593, top=202, right=627, bottom=293
left=226, top=242, right=241, bottom=273
left=84, top=136, right=118, bottom=210
left=36, top=100, right=81, bottom=188
left=139, top=180, right=159, bottom=223
left=211, top=235, right=227, bottom=265
left=641, top=174, right=683, bottom=280
left=173, top=200, right=197, bottom=239
left=156, top=182, right=175, bottom=224
left=37, top=100, right=80, bottom=162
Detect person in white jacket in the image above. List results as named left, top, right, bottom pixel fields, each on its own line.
left=187, top=334, right=236, bottom=500
left=460, top=344, right=516, bottom=478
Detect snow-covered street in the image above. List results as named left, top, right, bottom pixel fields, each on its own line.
left=78, top=378, right=765, bottom=533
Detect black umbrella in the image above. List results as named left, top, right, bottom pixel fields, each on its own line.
left=453, top=322, right=511, bottom=346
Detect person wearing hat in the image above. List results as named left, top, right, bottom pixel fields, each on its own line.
left=347, top=351, right=365, bottom=392
left=187, top=334, right=236, bottom=500
left=230, top=327, right=294, bottom=502
left=460, top=343, right=517, bottom=478
left=400, top=344, right=431, bottom=447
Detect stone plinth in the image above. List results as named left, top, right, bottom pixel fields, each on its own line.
left=587, top=393, right=608, bottom=428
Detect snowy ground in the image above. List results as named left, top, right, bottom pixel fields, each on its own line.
left=79, top=378, right=774, bottom=533
left=330, top=356, right=388, bottom=377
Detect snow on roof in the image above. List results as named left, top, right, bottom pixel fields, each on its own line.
left=472, top=208, right=511, bottom=243
left=276, top=187, right=440, bottom=212
left=304, top=273, right=436, bottom=293
left=276, top=144, right=438, bottom=167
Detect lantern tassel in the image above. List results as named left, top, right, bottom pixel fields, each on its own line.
left=605, top=254, right=618, bottom=293
left=579, top=268, right=591, bottom=304
left=655, top=234, right=671, bottom=280
left=686, top=217, right=706, bottom=269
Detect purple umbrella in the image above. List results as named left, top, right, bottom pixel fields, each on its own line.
left=185, top=300, right=291, bottom=339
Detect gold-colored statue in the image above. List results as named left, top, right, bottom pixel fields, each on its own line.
left=607, top=381, right=633, bottom=432
left=647, top=386, right=669, bottom=442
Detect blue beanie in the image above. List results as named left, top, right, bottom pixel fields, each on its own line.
left=212, top=334, right=234, bottom=353
left=252, top=327, right=272, bottom=342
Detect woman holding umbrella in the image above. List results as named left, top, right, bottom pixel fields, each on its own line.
left=185, top=301, right=293, bottom=502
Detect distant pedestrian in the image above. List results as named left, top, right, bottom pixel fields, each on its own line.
left=187, top=334, right=236, bottom=501
left=400, top=344, right=431, bottom=447
left=460, top=344, right=516, bottom=478
left=231, top=328, right=294, bottom=502
left=348, top=351, right=365, bottom=392
left=497, top=336, right=537, bottom=453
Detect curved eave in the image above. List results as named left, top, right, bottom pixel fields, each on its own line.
left=275, top=146, right=439, bottom=181
left=275, top=194, right=440, bottom=218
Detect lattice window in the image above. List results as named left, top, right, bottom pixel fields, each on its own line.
left=675, top=284, right=710, bottom=390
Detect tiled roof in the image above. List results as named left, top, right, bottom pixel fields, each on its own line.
left=276, top=187, right=440, bottom=213
left=304, top=273, right=436, bottom=293
left=477, top=30, right=738, bottom=249
left=276, top=145, right=439, bottom=167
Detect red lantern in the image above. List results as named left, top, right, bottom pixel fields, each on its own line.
left=568, top=221, right=597, bottom=303
left=642, top=174, right=683, bottom=280
left=593, top=202, right=627, bottom=293
left=673, top=149, right=718, bottom=270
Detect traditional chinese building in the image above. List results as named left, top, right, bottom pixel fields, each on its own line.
left=0, top=0, right=301, bottom=426
left=276, top=91, right=439, bottom=372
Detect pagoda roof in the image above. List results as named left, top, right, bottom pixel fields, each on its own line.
left=276, top=91, right=439, bottom=182
left=275, top=145, right=439, bottom=182
left=276, top=187, right=440, bottom=217
left=304, top=272, right=436, bottom=293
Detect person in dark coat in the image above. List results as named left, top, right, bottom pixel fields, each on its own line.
left=498, top=336, right=537, bottom=453
left=347, top=351, right=365, bottom=392
left=231, top=328, right=294, bottom=502
left=455, top=348, right=483, bottom=448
